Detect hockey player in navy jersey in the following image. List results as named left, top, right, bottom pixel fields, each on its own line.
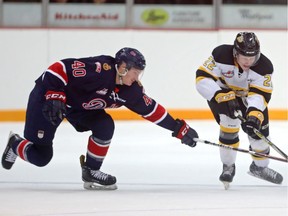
left=195, top=32, right=283, bottom=189
left=2, top=47, right=198, bottom=190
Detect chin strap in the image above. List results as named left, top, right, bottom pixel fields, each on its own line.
left=118, top=76, right=123, bottom=85
left=116, top=65, right=128, bottom=85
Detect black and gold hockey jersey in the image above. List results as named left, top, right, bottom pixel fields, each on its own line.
left=196, top=44, right=273, bottom=112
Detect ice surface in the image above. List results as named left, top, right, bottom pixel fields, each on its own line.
left=0, top=120, right=287, bottom=216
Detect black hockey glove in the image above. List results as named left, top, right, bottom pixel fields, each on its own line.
left=243, top=110, right=264, bottom=139
left=172, top=119, right=198, bottom=147
left=212, top=89, right=239, bottom=119
left=42, top=91, right=66, bottom=126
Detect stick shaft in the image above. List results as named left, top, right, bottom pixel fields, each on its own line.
left=252, top=128, right=288, bottom=159
left=195, top=138, right=288, bottom=163
left=236, top=114, right=288, bottom=159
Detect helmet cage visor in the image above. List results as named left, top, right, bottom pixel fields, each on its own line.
left=125, top=60, right=144, bottom=70
left=233, top=48, right=260, bottom=67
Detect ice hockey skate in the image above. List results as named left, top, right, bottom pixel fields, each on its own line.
left=1, top=131, right=21, bottom=170
left=219, top=164, right=235, bottom=190
left=79, top=155, right=117, bottom=190
left=248, top=161, right=283, bottom=184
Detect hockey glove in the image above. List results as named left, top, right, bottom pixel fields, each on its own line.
left=212, top=89, right=239, bottom=119
left=172, top=119, right=198, bottom=147
left=243, top=110, right=264, bottom=139
left=42, top=91, right=67, bottom=126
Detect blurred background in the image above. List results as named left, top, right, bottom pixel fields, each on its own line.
left=0, top=0, right=287, bottom=121
left=0, top=2, right=287, bottom=215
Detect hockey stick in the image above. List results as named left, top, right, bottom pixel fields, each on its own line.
left=234, top=111, right=288, bottom=160
left=194, top=138, right=288, bottom=163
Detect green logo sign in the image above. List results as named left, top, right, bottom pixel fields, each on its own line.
left=141, top=9, right=169, bottom=26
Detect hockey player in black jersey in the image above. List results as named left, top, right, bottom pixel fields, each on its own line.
left=1, top=47, right=198, bottom=190
left=196, top=32, right=283, bottom=189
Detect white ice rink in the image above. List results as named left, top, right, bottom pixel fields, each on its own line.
left=0, top=120, right=287, bottom=216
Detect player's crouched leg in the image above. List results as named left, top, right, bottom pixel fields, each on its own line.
left=2, top=132, right=53, bottom=169
left=26, top=144, right=53, bottom=167
left=15, top=141, right=53, bottom=167
left=218, top=115, right=241, bottom=189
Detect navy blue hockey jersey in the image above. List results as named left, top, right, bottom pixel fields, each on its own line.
left=35, top=55, right=177, bottom=131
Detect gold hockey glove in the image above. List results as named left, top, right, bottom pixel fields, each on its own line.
left=212, top=89, right=239, bottom=119
left=243, top=110, right=264, bottom=139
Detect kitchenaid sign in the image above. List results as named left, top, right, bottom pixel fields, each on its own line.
left=48, top=4, right=126, bottom=27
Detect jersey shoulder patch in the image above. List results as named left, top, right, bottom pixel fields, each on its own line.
left=212, top=44, right=234, bottom=65
left=251, top=54, right=273, bottom=75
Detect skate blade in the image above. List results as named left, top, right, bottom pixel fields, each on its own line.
left=83, top=182, right=118, bottom=190
left=247, top=171, right=282, bottom=185
left=221, top=181, right=230, bottom=190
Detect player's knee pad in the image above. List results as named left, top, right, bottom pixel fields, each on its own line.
left=29, top=144, right=53, bottom=167
left=249, top=145, right=270, bottom=155
left=249, top=136, right=270, bottom=152
left=219, top=116, right=240, bottom=147
left=249, top=141, right=270, bottom=165
left=91, top=116, right=115, bottom=140
left=219, top=131, right=239, bottom=147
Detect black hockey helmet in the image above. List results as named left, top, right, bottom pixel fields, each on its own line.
left=115, top=47, right=146, bottom=70
left=233, top=32, right=260, bottom=57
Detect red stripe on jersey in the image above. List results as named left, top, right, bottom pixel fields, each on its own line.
left=48, top=62, right=68, bottom=84
left=143, top=103, right=166, bottom=123
left=17, top=140, right=31, bottom=161
left=88, top=137, right=110, bottom=158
